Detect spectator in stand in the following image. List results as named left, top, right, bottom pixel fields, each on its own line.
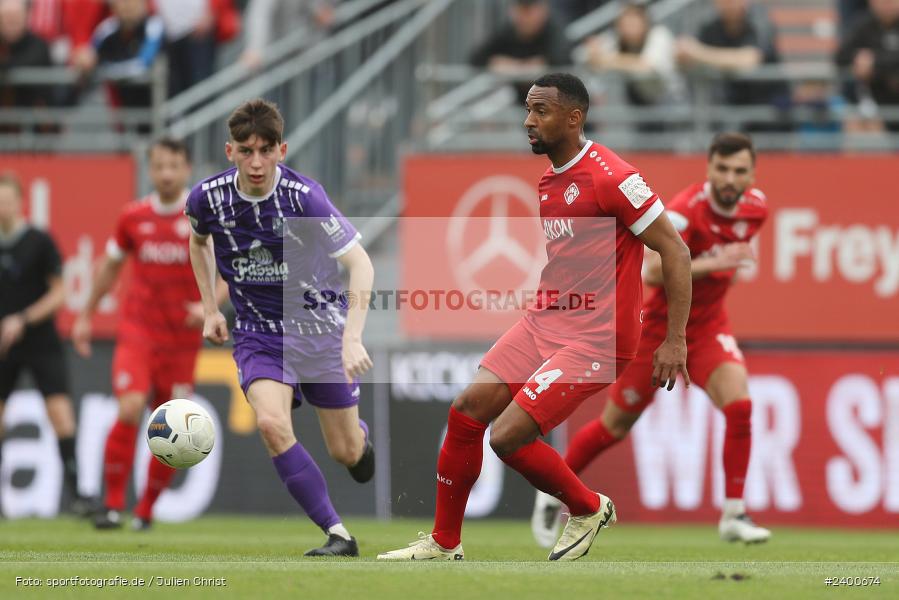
left=81, top=0, right=164, bottom=112
left=675, top=0, right=790, bottom=131
left=154, top=0, right=240, bottom=97
left=154, top=0, right=212, bottom=97
left=239, top=0, right=334, bottom=71
left=470, top=0, right=572, bottom=104
left=26, top=0, right=106, bottom=66
left=835, top=0, right=899, bottom=132
left=0, top=0, right=53, bottom=117
left=580, top=2, right=681, bottom=131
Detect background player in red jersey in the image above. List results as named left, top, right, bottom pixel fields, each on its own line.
left=379, top=73, right=692, bottom=562
left=72, top=138, right=224, bottom=530
left=532, top=132, right=771, bottom=545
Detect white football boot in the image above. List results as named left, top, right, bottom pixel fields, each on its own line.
left=719, top=513, right=771, bottom=544
left=531, top=490, right=563, bottom=548
left=377, top=532, right=464, bottom=561
left=548, top=493, right=617, bottom=561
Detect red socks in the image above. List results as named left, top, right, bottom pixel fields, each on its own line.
left=723, top=399, right=752, bottom=499
left=502, top=438, right=600, bottom=516
left=431, top=407, right=487, bottom=550
left=564, top=418, right=622, bottom=474
left=102, top=420, right=138, bottom=510
left=134, top=457, right=177, bottom=521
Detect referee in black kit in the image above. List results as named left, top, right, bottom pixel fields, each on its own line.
left=0, top=172, right=91, bottom=515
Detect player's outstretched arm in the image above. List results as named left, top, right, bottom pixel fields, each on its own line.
left=643, top=241, right=756, bottom=286
left=72, top=254, right=124, bottom=357
left=638, top=215, right=691, bottom=390
left=188, top=230, right=228, bottom=345
left=337, top=243, right=374, bottom=383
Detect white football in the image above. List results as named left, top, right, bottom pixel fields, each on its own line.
left=146, top=398, right=215, bottom=469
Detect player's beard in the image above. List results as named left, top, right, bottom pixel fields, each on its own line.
left=527, top=128, right=549, bottom=155
left=713, top=185, right=742, bottom=208
left=530, top=138, right=549, bottom=155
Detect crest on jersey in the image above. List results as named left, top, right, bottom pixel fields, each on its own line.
left=248, top=239, right=274, bottom=265
left=272, top=217, right=286, bottom=237
left=732, top=220, right=748, bottom=239
left=564, top=183, right=579, bottom=205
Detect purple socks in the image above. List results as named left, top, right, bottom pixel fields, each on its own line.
left=272, top=442, right=341, bottom=532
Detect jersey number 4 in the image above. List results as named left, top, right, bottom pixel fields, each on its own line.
left=529, top=359, right=564, bottom=394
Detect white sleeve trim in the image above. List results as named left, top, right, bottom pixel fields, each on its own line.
left=666, top=210, right=689, bottom=232
left=328, top=232, right=362, bottom=258
left=629, top=199, right=664, bottom=235
left=105, top=238, right=126, bottom=261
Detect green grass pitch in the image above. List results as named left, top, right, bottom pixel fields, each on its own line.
left=1, top=516, right=896, bottom=599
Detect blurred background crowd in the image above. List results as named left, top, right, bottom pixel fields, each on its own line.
left=1, top=0, right=898, bottom=210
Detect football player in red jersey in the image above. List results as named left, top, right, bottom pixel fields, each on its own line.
left=379, top=73, right=692, bottom=562
left=73, top=138, right=225, bottom=530
left=533, top=132, right=771, bottom=545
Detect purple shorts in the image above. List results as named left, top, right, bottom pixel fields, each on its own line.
left=232, top=329, right=359, bottom=410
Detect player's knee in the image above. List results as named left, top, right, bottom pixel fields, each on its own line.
left=488, top=424, right=526, bottom=457
left=487, top=429, right=510, bottom=457
left=327, top=447, right=351, bottom=466
left=256, top=413, right=291, bottom=446
left=452, top=386, right=504, bottom=423
left=606, top=412, right=638, bottom=439
left=327, top=441, right=361, bottom=466
left=605, top=419, right=632, bottom=440
left=451, top=390, right=478, bottom=417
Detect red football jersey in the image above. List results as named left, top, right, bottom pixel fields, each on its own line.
left=107, top=192, right=202, bottom=348
left=523, top=141, right=665, bottom=360
left=643, top=181, right=769, bottom=332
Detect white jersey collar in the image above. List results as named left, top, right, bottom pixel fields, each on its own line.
left=703, top=181, right=742, bottom=217
left=235, top=166, right=282, bottom=203
left=552, top=140, right=593, bottom=174
left=150, top=190, right=189, bottom=215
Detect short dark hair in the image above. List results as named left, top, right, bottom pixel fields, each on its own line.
left=149, top=136, right=191, bottom=163
left=708, top=132, right=755, bottom=163
left=0, top=171, right=23, bottom=199
left=532, top=72, right=590, bottom=116
left=228, top=99, right=285, bottom=145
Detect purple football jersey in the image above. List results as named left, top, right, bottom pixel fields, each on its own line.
left=185, top=165, right=360, bottom=335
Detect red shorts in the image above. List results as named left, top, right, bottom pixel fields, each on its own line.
left=481, top=319, right=631, bottom=435
left=609, top=320, right=745, bottom=413
left=111, top=340, right=199, bottom=409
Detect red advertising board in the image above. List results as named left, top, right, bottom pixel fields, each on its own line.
left=5, top=155, right=135, bottom=338
left=403, top=153, right=899, bottom=341
left=567, top=352, right=899, bottom=527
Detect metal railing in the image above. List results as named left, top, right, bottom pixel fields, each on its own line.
left=0, top=61, right=167, bottom=152
left=282, top=0, right=457, bottom=218
left=414, top=60, right=899, bottom=154
left=162, top=0, right=388, bottom=120
left=165, top=0, right=433, bottom=199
